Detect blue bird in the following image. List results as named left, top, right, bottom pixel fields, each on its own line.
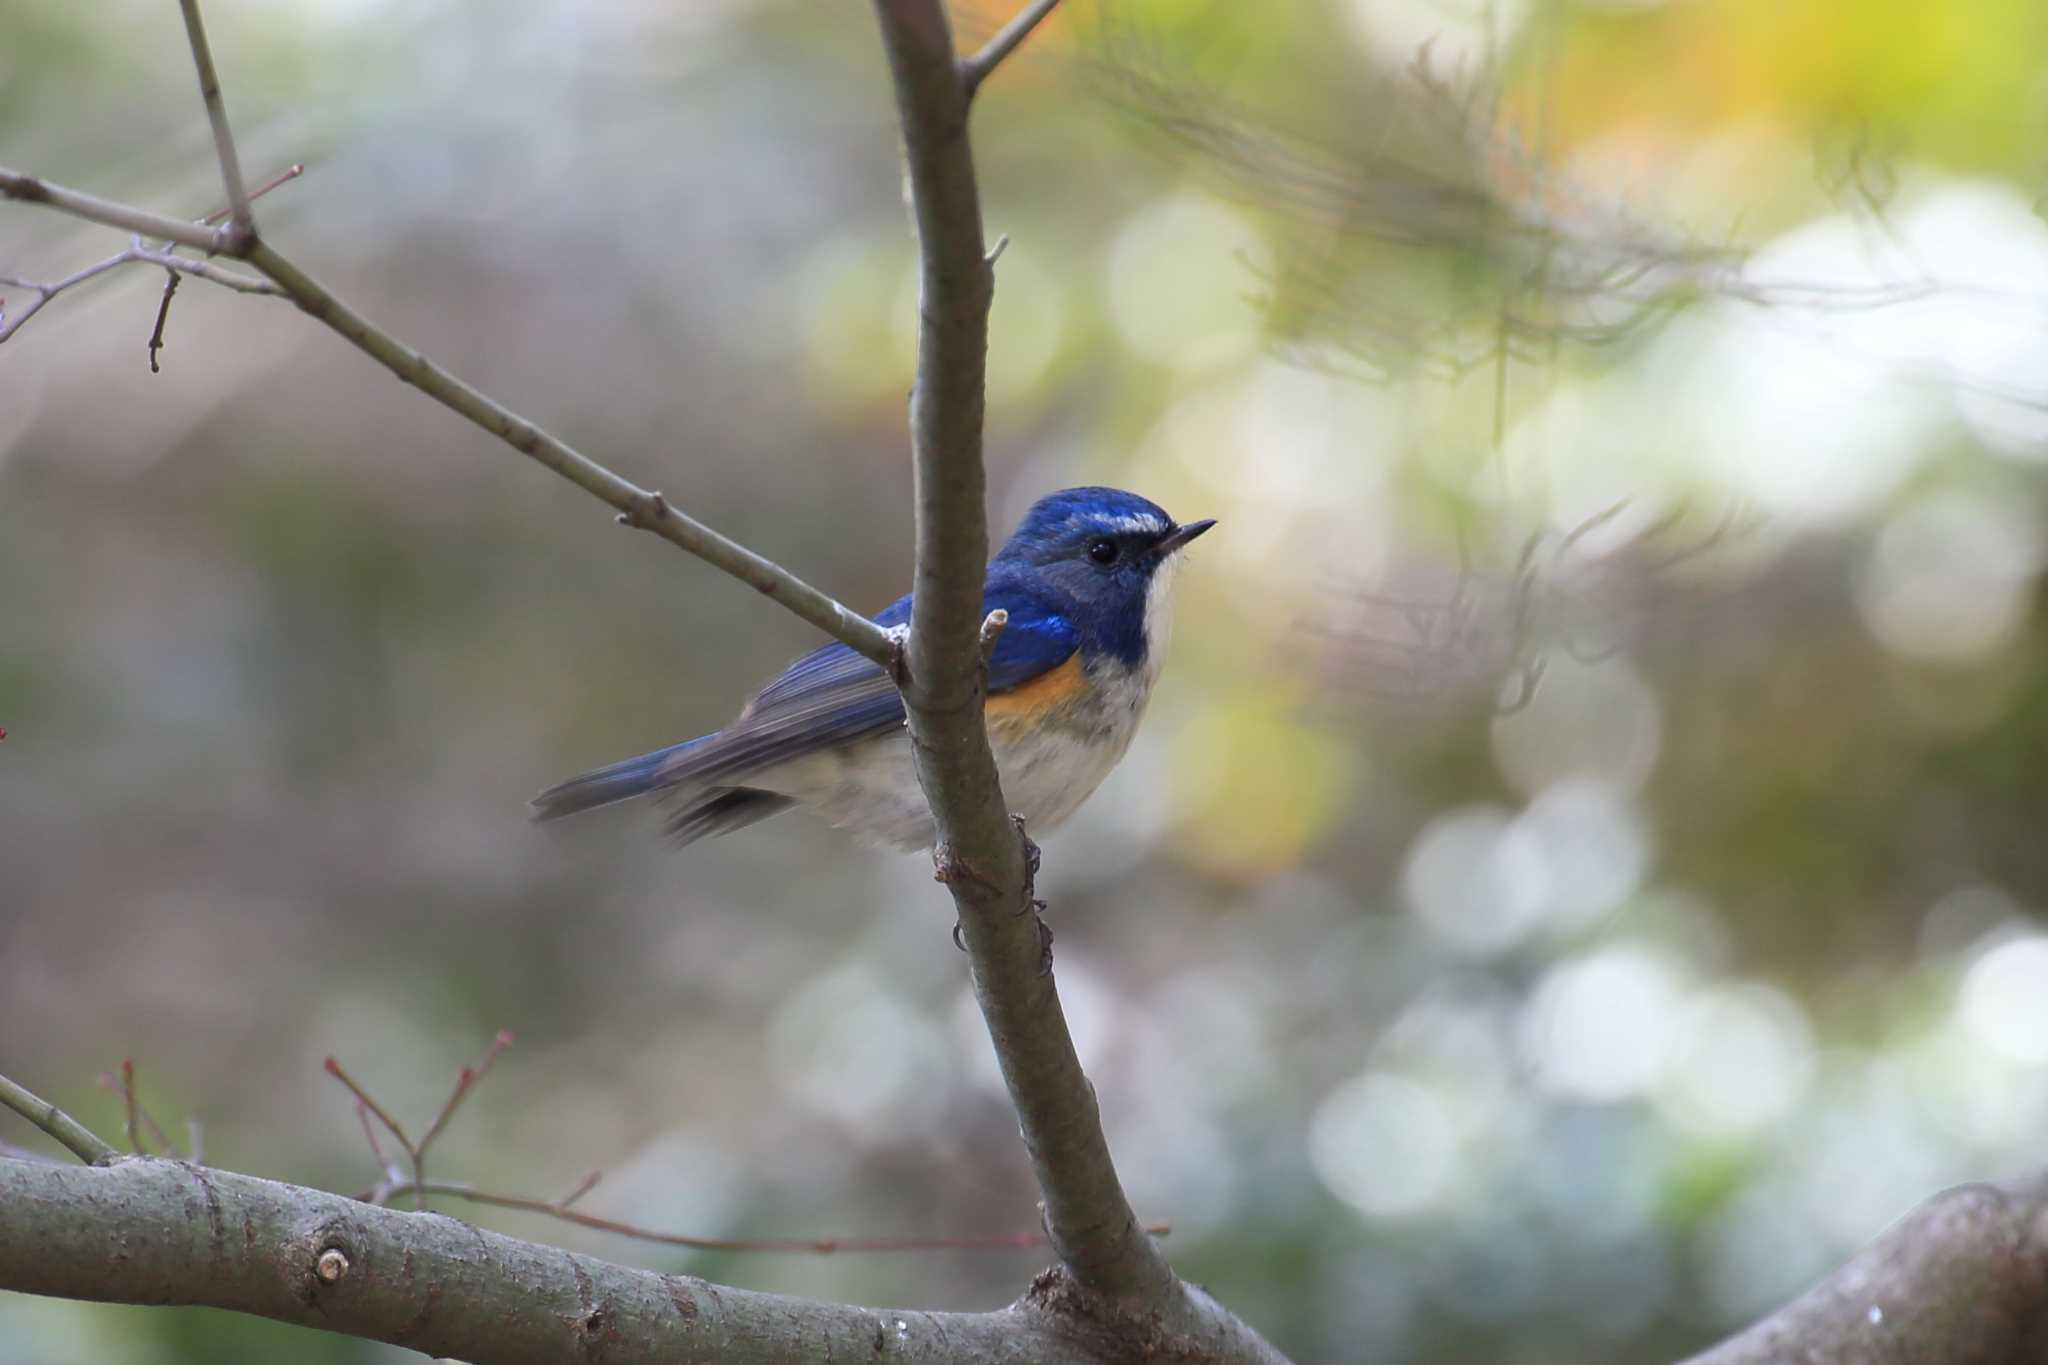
left=532, top=487, right=1215, bottom=850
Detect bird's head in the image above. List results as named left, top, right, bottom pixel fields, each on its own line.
left=995, top=486, right=1216, bottom=668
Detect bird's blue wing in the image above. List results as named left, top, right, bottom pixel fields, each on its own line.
left=983, top=591, right=1080, bottom=692
left=671, top=585, right=1077, bottom=784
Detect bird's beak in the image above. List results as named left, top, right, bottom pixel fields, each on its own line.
left=1154, top=518, right=1217, bottom=556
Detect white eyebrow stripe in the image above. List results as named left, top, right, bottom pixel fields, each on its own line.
left=1098, top=514, right=1165, bottom=535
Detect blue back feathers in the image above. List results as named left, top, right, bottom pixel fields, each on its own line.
left=531, top=487, right=1184, bottom=825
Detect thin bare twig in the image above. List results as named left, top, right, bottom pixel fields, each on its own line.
left=322, top=1058, right=414, bottom=1154
left=414, top=1029, right=513, bottom=1165
left=98, top=1060, right=177, bottom=1158
left=555, top=1168, right=602, bottom=1209
left=328, top=1033, right=513, bottom=1211
left=237, top=241, right=899, bottom=666
left=120, top=1060, right=140, bottom=1155
left=373, top=1178, right=1171, bottom=1256
left=961, top=0, right=1062, bottom=97
left=0, top=168, right=296, bottom=347
left=0, top=167, right=238, bottom=255
left=201, top=162, right=304, bottom=227
left=0, top=1071, right=118, bottom=1166
left=147, top=272, right=180, bottom=372
left=174, top=0, right=253, bottom=242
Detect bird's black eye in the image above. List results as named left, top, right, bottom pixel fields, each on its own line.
left=1087, top=537, right=1120, bottom=566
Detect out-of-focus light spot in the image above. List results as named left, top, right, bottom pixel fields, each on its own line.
left=1174, top=694, right=1354, bottom=875
left=1957, top=935, right=2048, bottom=1065
left=768, top=965, right=949, bottom=1141
left=1794, top=1057, right=1960, bottom=1246
left=1150, top=969, right=1275, bottom=1109
left=1894, top=184, right=2048, bottom=463
left=1656, top=982, right=1815, bottom=1139
left=1491, top=655, right=1662, bottom=797
left=1907, top=1028, right=2048, bottom=1152
left=795, top=237, right=916, bottom=406
left=1105, top=194, right=1269, bottom=371
left=1918, top=884, right=2028, bottom=963
left=1515, top=778, right=1652, bottom=933
left=1108, top=1100, right=1239, bottom=1237
left=1339, top=0, right=1529, bottom=69
left=1401, top=805, right=1550, bottom=955
left=1854, top=491, right=2043, bottom=664
left=1309, top=1071, right=1460, bottom=1218
left=1148, top=363, right=1398, bottom=622
left=1375, top=985, right=1519, bottom=1139
left=1520, top=945, right=1687, bottom=1101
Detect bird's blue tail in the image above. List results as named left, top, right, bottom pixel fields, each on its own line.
left=529, top=738, right=704, bottom=821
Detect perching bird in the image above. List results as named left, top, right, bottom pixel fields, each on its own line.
left=531, top=487, right=1215, bottom=850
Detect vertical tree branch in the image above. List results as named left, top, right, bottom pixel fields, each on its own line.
left=869, top=0, right=1181, bottom=1310
left=175, top=0, right=254, bottom=243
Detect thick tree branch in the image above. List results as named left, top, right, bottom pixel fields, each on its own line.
left=1681, top=1174, right=2048, bottom=1365
left=870, top=0, right=1187, bottom=1318
left=0, top=1154, right=1125, bottom=1365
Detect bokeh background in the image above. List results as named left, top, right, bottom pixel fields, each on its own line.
left=5, top=0, right=2048, bottom=1361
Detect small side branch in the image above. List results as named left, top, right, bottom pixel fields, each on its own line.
left=0, top=160, right=884, bottom=660
left=961, top=0, right=1062, bottom=97
left=239, top=241, right=897, bottom=667
left=0, top=1072, right=118, bottom=1167
left=0, top=167, right=238, bottom=255
left=175, top=0, right=254, bottom=246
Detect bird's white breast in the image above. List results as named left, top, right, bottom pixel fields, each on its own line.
left=755, top=559, right=1185, bottom=850
left=755, top=658, right=1155, bottom=851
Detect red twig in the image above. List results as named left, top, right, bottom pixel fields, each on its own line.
left=382, top=1179, right=1174, bottom=1256
left=416, top=1029, right=512, bottom=1161
left=555, top=1169, right=602, bottom=1210
left=326, top=1032, right=514, bottom=1209
left=322, top=1058, right=413, bottom=1152
left=98, top=1060, right=175, bottom=1157
left=199, top=162, right=302, bottom=228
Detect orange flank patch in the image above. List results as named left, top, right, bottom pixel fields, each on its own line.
left=985, top=653, right=1087, bottom=734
